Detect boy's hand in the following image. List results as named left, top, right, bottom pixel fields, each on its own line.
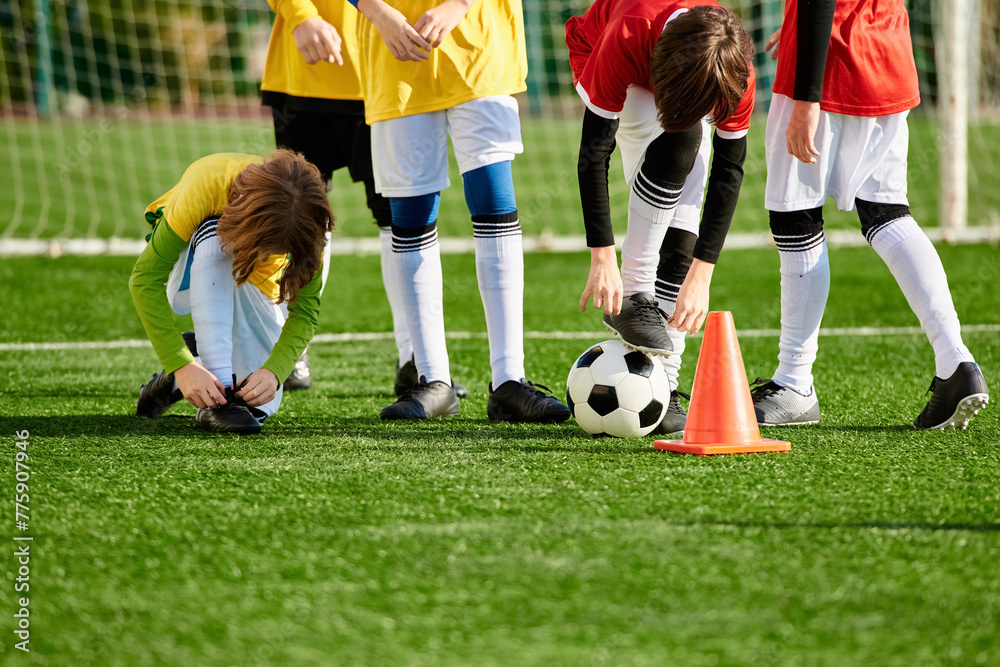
left=175, top=362, right=228, bottom=410
left=764, top=27, right=781, bottom=60
left=293, top=17, right=344, bottom=65
left=580, top=245, right=623, bottom=316
left=414, top=0, right=474, bottom=48
left=236, top=369, right=280, bottom=408
left=359, top=0, right=431, bottom=61
left=786, top=99, right=821, bottom=164
left=669, top=259, right=714, bottom=335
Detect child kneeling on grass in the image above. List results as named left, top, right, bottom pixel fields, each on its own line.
left=130, top=150, right=333, bottom=434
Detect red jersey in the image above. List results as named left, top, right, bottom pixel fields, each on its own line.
left=772, top=0, right=919, bottom=116
left=565, top=0, right=755, bottom=136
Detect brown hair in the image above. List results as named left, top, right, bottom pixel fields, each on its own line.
left=216, top=149, right=334, bottom=304
left=651, top=6, right=753, bottom=133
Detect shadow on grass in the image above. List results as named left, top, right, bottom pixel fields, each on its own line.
left=0, top=414, right=199, bottom=438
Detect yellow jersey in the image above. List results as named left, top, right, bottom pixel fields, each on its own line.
left=133, top=153, right=324, bottom=379
left=262, top=0, right=363, bottom=102
left=143, top=153, right=290, bottom=302
left=357, top=0, right=527, bottom=124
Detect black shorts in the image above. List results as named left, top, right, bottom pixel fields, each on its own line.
left=264, top=94, right=373, bottom=185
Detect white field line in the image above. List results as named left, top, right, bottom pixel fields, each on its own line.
left=2, top=324, right=998, bottom=353
left=2, top=226, right=1000, bottom=257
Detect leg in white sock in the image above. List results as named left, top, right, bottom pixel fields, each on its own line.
left=654, top=227, right=698, bottom=391
left=621, top=127, right=702, bottom=295
left=188, top=225, right=235, bottom=387
left=473, top=214, right=525, bottom=387
left=864, top=210, right=974, bottom=378
left=379, top=226, right=413, bottom=365
left=770, top=208, right=830, bottom=394
left=621, top=170, right=683, bottom=294
left=391, top=223, right=451, bottom=383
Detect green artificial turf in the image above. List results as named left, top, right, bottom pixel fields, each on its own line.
left=4, top=114, right=1000, bottom=240
left=0, top=244, right=998, bottom=665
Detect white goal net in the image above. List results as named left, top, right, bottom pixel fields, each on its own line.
left=2, top=0, right=998, bottom=254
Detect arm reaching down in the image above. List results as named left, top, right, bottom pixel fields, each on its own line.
left=577, top=108, right=622, bottom=314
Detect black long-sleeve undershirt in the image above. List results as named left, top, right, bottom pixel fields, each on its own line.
left=694, top=133, right=746, bottom=264
left=793, top=0, right=836, bottom=103
left=577, top=108, right=619, bottom=248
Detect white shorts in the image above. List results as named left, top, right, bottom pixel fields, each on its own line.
left=765, top=93, right=910, bottom=212
left=615, top=85, right=713, bottom=236
left=370, top=95, right=523, bottom=198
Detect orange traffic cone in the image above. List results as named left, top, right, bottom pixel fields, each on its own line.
left=655, top=311, right=790, bottom=455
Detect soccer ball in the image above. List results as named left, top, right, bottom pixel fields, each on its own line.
left=566, top=340, right=670, bottom=438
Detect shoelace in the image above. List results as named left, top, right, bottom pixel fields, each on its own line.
left=675, top=390, right=691, bottom=401
left=924, top=377, right=938, bottom=396
left=631, top=299, right=670, bottom=327
left=750, top=377, right=779, bottom=399
left=222, top=374, right=250, bottom=405
left=397, top=377, right=439, bottom=402
left=522, top=380, right=554, bottom=397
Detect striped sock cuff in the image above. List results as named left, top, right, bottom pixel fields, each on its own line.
left=864, top=210, right=912, bottom=244
left=391, top=222, right=438, bottom=254
left=654, top=278, right=682, bottom=304
left=632, top=169, right=683, bottom=210
left=191, top=217, right=220, bottom=250
left=472, top=213, right=521, bottom=239
left=772, top=230, right=825, bottom=253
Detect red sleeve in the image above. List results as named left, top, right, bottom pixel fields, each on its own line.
left=716, top=65, right=756, bottom=135
left=574, top=17, right=649, bottom=117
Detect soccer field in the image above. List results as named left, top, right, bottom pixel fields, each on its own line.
left=1, top=244, right=998, bottom=665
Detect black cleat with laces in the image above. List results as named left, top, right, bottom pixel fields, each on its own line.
left=195, top=375, right=266, bottom=434
left=603, top=293, right=672, bottom=357
left=653, top=390, right=689, bottom=435
left=136, top=332, right=201, bottom=418
left=914, top=362, right=989, bottom=430
left=381, top=376, right=460, bottom=420
left=487, top=379, right=571, bottom=424
left=136, top=370, right=183, bottom=418
left=394, top=357, right=468, bottom=399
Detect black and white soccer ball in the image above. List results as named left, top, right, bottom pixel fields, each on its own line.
left=566, top=340, right=670, bottom=438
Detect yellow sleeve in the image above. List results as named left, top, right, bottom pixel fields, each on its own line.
left=269, top=0, right=320, bottom=30
left=161, top=167, right=226, bottom=242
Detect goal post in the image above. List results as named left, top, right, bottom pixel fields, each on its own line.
left=937, top=0, right=971, bottom=237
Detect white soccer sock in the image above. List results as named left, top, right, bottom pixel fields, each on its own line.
left=473, top=216, right=525, bottom=387
left=654, top=279, right=686, bottom=392
left=621, top=171, right=683, bottom=295
left=379, top=227, right=413, bottom=366
left=773, top=232, right=830, bottom=394
left=392, top=224, right=450, bottom=384
left=869, top=217, right=973, bottom=378
left=188, top=230, right=235, bottom=387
